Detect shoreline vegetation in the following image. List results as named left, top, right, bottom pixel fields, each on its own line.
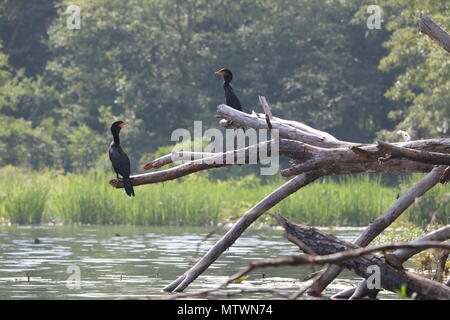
left=0, top=166, right=447, bottom=227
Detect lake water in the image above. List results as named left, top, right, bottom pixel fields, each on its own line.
left=0, top=225, right=396, bottom=300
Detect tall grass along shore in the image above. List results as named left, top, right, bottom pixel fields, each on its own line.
left=0, top=166, right=447, bottom=226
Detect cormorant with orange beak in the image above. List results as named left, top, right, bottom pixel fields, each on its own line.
left=109, top=121, right=135, bottom=197
left=215, top=68, right=243, bottom=112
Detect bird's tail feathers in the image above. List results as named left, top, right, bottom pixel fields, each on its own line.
left=123, top=177, right=135, bottom=197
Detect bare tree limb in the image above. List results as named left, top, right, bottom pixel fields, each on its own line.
left=217, top=104, right=348, bottom=148
left=143, top=151, right=217, bottom=170
left=226, top=242, right=450, bottom=286
left=275, top=214, right=450, bottom=300
left=118, top=135, right=444, bottom=189
left=109, top=93, right=449, bottom=296
left=163, top=169, right=325, bottom=292
left=258, top=96, right=273, bottom=130
left=420, top=15, right=450, bottom=53
left=112, top=139, right=287, bottom=188
left=441, top=167, right=450, bottom=183
left=333, top=225, right=450, bottom=299
left=307, top=166, right=447, bottom=296
left=378, top=141, right=450, bottom=166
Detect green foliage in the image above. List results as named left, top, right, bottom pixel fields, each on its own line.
left=377, top=0, right=450, bottom=140
left=372, top=223, right=425, bottom=246
left=399, top=174, right=449, bottom=227
left=64, top=125, right=106, bottom=172
left=0, top=0, right=58, bottom=76
left=0, top=115, right=55, bottom=168
left=0, top=1, right=448, bottom=234
left=232, top=275, right=250, bottom=284
left=1, top=0, right=400, bottom=172
left=395, top=284, right=410, bottom=299
left=0, top=166, right=49, bottom=224
left=1, top=168, right=441, bottom=227
left=276, top=175, right=396, bottom=226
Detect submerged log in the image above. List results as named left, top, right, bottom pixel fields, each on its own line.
left=308, top=166, right=447, bottom=296
left=275, top=214, right=450, bottom=300
left=333, top=225, right=450, bottom=299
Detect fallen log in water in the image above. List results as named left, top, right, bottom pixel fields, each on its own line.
left=307, top=166, right=447, bottom=297
left=274, top=214, right=450, bottom=300
left=333, top=225, right=450, bottom=299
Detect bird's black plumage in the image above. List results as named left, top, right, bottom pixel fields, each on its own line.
left=215, top=68, right=243, bottom=112
left=109, top=121, right=135, bottom=197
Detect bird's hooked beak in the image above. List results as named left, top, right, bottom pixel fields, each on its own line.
left=215, top=70, right=225, bottom=76
left=119, top=122, right=128, bottom=128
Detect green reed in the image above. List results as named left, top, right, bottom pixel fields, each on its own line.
left=399, top=173, right=449, bottom=227
left=0, top=167, right=446, bottom=226
left=0, top=168, right=49, bottom=224
left=275, top=175, right=395, bottom=226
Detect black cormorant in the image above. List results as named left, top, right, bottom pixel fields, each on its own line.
left=215, top=68, right=243, bottom=112
left=109, top=121, right=135, bottom=197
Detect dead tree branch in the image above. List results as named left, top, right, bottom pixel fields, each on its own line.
left=378, top=141, right=450, bottom=166
left=226, top=242, right=450, bottom=286
left=258, top=96, right=273, bottom=130
left=143, top=151, right=217, bottom=170
left=110, top=92, right=448, bottom=294
left=163, top=170, right=325, bottom=292
left=275, top=214, right=450, bottom=300
left=307, top=166, right=447, bottom=296
left=333, top=225, right=450, bottom=299
left=217, top=104, right=349, bottom=148
left=419, top=15, right=450, bottom=53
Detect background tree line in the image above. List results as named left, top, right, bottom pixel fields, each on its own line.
left=0, top=0, right=448, bottom=174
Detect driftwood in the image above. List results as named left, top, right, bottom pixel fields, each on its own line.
left=275, top=215, right=450, bottom=300
left=307, top=166, right=447, bottom=296
left=162, top=170, right=324, bottom=292
left=377, top=141, right=450, bottom=167
left=304, top=15, right=450, bottom=298
left=108, top=98, right=449, bottom=295
left=107, top=15, right=450, bottom=299
left=333, top=225, right=450, bottom=299
left=419, top=14, right=450, bottom=184
left=147, top=223, right=449, bottom=300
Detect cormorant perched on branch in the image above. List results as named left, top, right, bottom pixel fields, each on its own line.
left=109, top=121, right=135, bottom=197
left=215, top=68, right=243, bottom=112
